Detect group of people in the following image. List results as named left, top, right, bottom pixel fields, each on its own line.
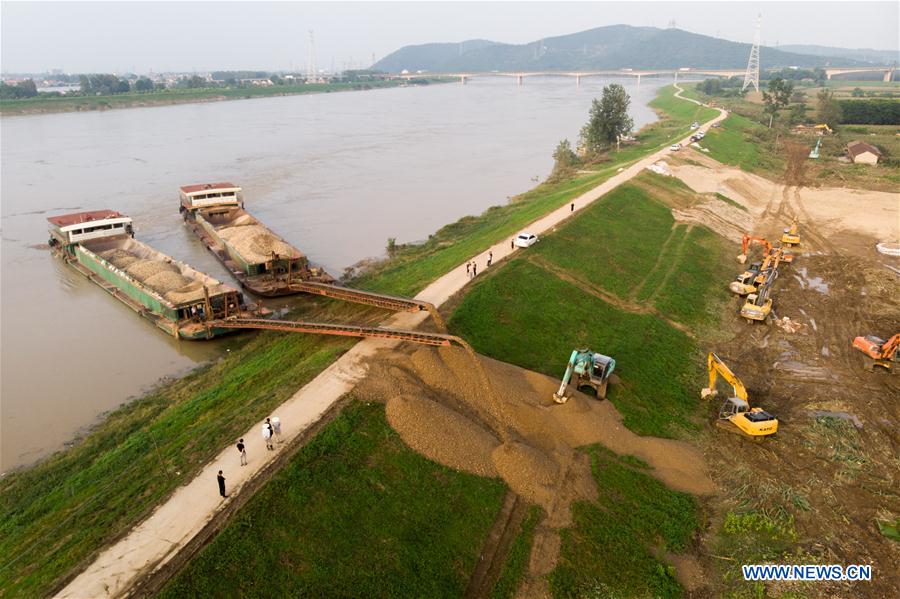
left=465, top=251, right=493, bottom=280
left=217, top=415, right=282, bottom=498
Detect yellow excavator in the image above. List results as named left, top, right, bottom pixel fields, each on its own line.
left=731, top=247, right=785, bottom=296
left=781, top=220, right=801, bottom=247
left=741, top=282, right=773, bottom=322
left=701, top=353, right=778, bottom=437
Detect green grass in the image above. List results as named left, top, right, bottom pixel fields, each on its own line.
left=653, top=226, right=736, bottom=328
left=449, top=258, right=699, bottom=438
left=550, top=447, right=698, bottom=598
left=491, top=506, right=543, bottom=599
left=716, top=510, right=799, bottom=597
left=533, top=185, right=674, bottom=298
left=0, top=308, right=363, bottom=597
left=635, top=224, right=689, bottom=302
left=160, top=400, right=506, bottom=597
left=0, top=80, right=414, bottom=115
left=700, top=114, right=780, bottom=173
left=715, top=192, right=747, bottom=211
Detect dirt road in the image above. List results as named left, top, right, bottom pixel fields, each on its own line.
left=58, top=91, right=728, bottom=599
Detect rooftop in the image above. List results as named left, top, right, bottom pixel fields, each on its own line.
left=47, top=210, right=124, bottom=228
left=180, top=182, right=240, bottom=194
left=847, top=140, right=882, bottom=157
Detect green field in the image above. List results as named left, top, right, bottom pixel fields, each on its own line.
left=491, top=506, right=543, bottom=599
left=700, top=113, right=783, bottom=173
left=0, top=80, right=412, bottom=115
left=160, top=401, right=506, bottom=597
left=550, top=448, right=698, bottom=598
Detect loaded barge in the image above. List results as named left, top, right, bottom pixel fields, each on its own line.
left=48, top=210, right=261, bottom=339
left=179, top=183, right=446, bottom=322
left=179, top=183, right=333, bottom=297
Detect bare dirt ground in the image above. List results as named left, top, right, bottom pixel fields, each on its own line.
left=357, top=345, right=715, bottom=597
left=668, top=148, right=900, bottom=597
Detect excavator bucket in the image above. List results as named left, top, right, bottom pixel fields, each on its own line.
left=737, top=253, right=748, bottom=264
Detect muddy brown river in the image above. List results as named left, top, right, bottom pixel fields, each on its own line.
left=1, top=77, right=669, bottom=470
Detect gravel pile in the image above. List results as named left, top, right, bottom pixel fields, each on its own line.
left=100, top=248, right=140, bottom=269
left=124, top=259, right=180, bottom=281
left=218, top=225, right=299, bottom=264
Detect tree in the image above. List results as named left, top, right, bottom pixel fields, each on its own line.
left=817, top=89, right=842, bottom=129
left=788, top=103, right=809, bottom=125
left=851, top=87, right=864, bottom=97
left=762, top=77, right=794, bottom=127
left=552, top=139, right=578, bottom=169
left=134, top=78, right=153, bottom=92
left=579, top=83, right=634, bottom=156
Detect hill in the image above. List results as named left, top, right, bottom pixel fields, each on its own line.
left=777, top=44, right=898, bottom=66
left=374, top=25, right=871, bottom=73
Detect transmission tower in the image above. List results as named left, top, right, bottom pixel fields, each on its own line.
left=307, top=30, right=317, bottom=82
left=742, top=15, right=761, bottom=93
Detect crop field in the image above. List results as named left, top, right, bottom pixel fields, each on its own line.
left=550, top=447, right=698, bottom=598
left=161, top=401, right=506, bottom=598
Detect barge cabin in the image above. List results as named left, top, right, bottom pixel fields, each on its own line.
left=48, top=210, right=259, bottom=340
left=179, top=182, right=333, bottom=296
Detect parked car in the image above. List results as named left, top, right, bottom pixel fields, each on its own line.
left=696, top=131, right=705, bottom=139
left=669, top=143, right=682, bottom=152
left=514, top=232, right=539, bottom=248
left=690, top=122, right=700, bottom=129
left=690, top=135, right=700, bottom=142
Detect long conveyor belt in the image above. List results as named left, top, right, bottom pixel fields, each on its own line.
left=290, top=282, right=447, bottom=330
left=208, top=317, right=457, bottom=347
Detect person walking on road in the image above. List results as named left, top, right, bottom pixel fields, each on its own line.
left=262, top=420, right=274, bottom=451
left=472, top=262, right=478, bottom=277
left=217, top=470, right=227, bottom=498
left=571, top=202, right=575, bottom=212
left=466, top=262, right=470, bottom=277
left=487, top=252, right=493, bottom=267
left=237, top=438, right=247, bottom=466
left=511, top=238, right=515, bottom=250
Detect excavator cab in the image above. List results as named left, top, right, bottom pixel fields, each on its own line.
left=741, top=285, right=772, bottom=322
left=730, top=262, right=762, bottom=295
left=781, top=221, right=801, bottom=247
left=553, top=349, right=616, bottom=404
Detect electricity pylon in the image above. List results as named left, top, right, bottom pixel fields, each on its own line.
left=742, top=15, right=761, bottom=93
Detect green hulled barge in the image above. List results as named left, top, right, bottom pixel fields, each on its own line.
left=48, top=210, right=260, bottom=339
left=179, top=183, right=333, bottom=297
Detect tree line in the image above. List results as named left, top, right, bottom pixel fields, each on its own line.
left=837, top=100, right=900, bottom=125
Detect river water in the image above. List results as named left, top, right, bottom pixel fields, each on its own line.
left=0, top=76, right=668, bottom=470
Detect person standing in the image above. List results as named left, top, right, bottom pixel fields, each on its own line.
left=237, top=438, right=247, bottom=466
left=487, top=251, right=493, bottom=267
left=571, top=202, right=575, bottom=212
left=472, top=262, right=478, bottom=277
left=466, top=262, right=470, bottom=277
left=217, top=470, right=227, bottom=498
left=511, top=238, right=515, bottom=250
left=271, top=417, right=282, bottom=444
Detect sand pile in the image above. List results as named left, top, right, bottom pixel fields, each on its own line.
left=218, top=225, right=299, bottom=264
left=143, top=271, right=192, bottom=294
left=100, top=248, right=140, bottom=269
left=360, top=346, right=715, bottom=520
left=124, top=259, right=180, bottom=282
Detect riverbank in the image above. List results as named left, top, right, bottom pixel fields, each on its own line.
left=0, top=84, right=720, bottom=597
left=0, top=79, right=439, bottom=116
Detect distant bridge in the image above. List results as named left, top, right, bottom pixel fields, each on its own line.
left=392, top=66, right=895, bottom=85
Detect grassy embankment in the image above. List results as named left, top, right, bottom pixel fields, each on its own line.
left=688, top=82, right=900, bottom=190
left=160, top=400, right=506, bottom=597
left=0, top=84, right=717, bottom=597
left=0, top=80, right=420, bottom=115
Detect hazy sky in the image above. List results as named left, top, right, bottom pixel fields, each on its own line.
left=2, top=1, right=898, bottom=74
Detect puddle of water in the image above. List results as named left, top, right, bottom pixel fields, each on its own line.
left=796, top=266, right=829, bottom=294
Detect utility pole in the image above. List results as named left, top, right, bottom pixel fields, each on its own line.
left=742, top=14, right=761, bottom=93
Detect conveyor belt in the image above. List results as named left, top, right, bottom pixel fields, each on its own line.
left=208, top=317, right=456, bottom=347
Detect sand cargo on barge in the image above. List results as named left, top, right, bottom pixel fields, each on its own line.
left=48, top=210, right=260, bottom=339
left=179, top=183, right=333, bottom=296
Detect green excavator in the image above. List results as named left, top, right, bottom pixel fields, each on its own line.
left=553, top=348, right=616, bottom=404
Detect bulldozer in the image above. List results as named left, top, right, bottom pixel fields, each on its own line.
left=553, top=348, right=616, bottom=404
left=741, top=283, right=773, bottom=322
left=852, top=333, right=899, bottom=372
left=781, top=220, right=801, bottom=247
left=701, top=352, right=778, bottom=438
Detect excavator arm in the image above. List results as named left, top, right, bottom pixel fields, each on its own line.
left=553, top=350, right=578, bottom=404
left=738, top=235, right=772, bottom=264
left=882, top=334, right=900, bottom=359
left=701, top=352, right=748, bottom=401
